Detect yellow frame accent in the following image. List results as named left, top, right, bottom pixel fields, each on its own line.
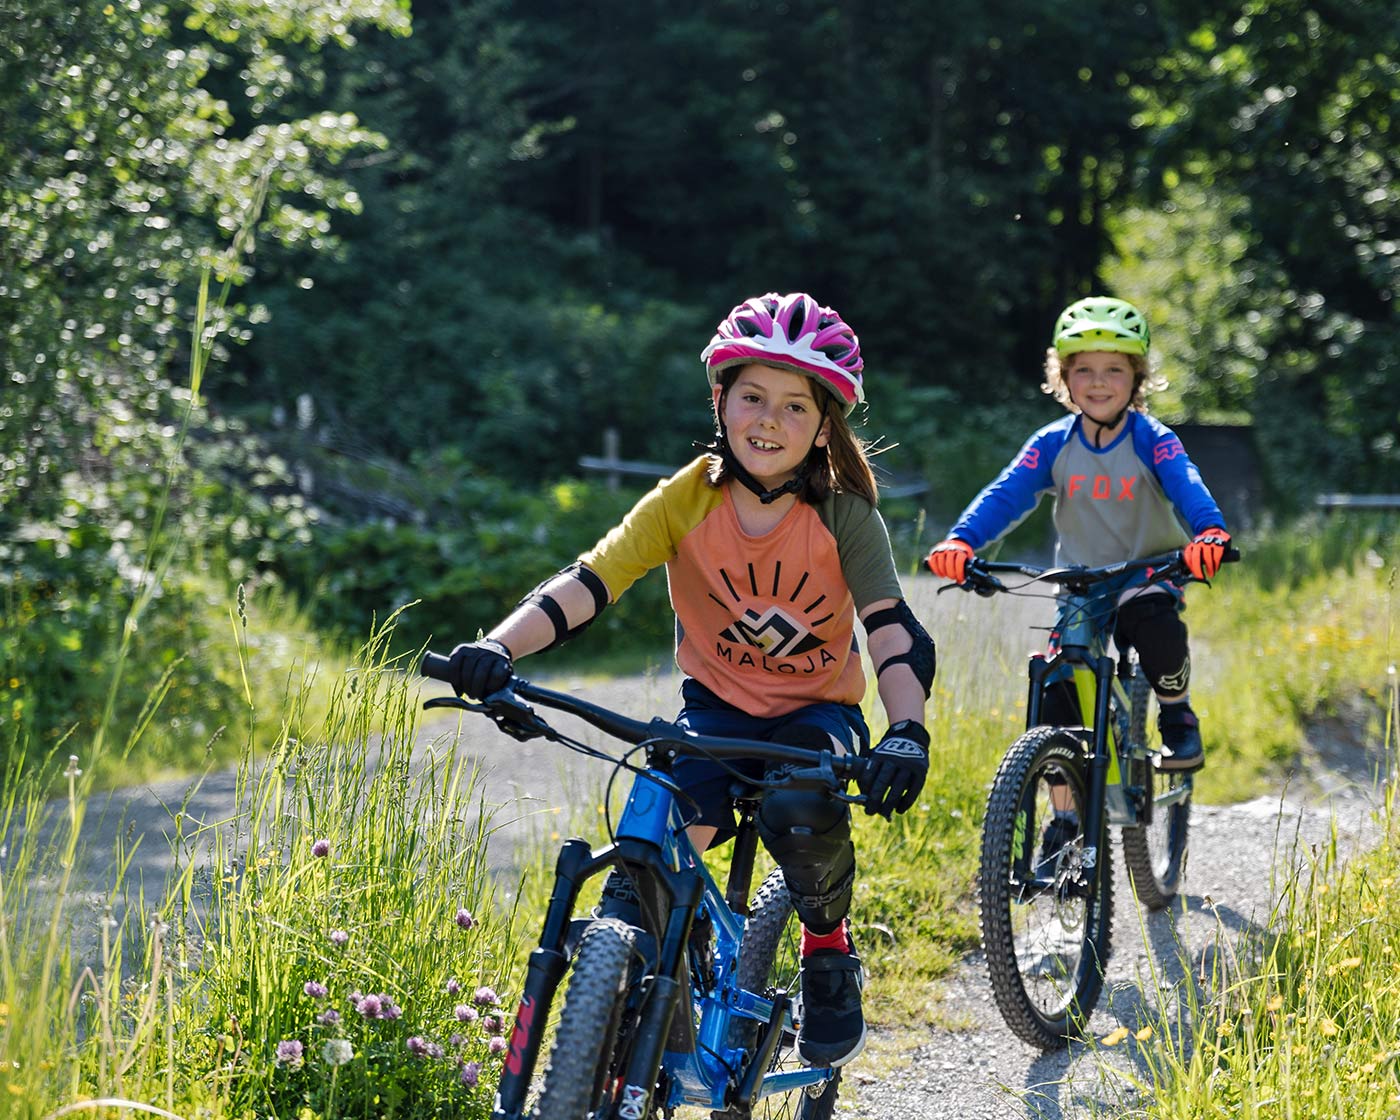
left=1072, top=665, right=1121, bottom=785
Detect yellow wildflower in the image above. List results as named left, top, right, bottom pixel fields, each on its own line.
left=1101, top=1026, right=1130, bottom=1046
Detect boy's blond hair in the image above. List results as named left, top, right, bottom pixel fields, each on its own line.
left=1040, top=349, right=1166, bottom=413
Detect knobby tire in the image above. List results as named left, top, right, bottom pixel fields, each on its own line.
left=979, top=726, right=1113, bottom=1050
left=1119, top=667, right=1191, bottom=910
left=532, top=918, right=646, bottom=1120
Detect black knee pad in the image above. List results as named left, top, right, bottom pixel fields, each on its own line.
left=757, top=795, right=854, bottom=933
left=1116, top=595, right=1191, bottom=694
left=757, top=720, right=855, bottom=932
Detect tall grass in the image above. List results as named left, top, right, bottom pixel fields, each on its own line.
left=0, top=229, right=529, bottom=1116
left=1100, top=577, right=1398, bottom=1119
left=0, top=612, right=529, bottom=1118
left=1192, top=517, right=1396, bottom=801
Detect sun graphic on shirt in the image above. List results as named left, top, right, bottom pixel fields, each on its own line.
left=708, top=560, right=832, bottom=657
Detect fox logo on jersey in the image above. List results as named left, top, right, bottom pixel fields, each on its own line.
left=1066, top=474, right=1138, bottom=501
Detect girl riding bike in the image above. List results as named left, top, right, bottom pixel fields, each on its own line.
left=444, top=291, right=934, bottom=1070
left=926, top=297, right=1232, bottom=858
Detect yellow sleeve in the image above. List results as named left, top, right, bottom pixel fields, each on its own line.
left=579, top=458, right=722, bottom=602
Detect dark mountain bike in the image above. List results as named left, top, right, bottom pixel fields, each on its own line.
left=939, top=546, right=1238, bottom=1049
left=420, top=653, right=872, bottom=1119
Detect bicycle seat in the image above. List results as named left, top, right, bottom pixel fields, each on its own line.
left=729, top=778, right=764, bottom=807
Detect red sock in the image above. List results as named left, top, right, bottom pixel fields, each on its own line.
left=801, top=921, right=850, bottom=956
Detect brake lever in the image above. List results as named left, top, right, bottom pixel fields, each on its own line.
left=767, top=752, right=854, bottom=795
left=423, top=685, right=552, bottom=742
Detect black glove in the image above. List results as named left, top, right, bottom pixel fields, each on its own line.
left=859, top=720, right=930, bottom=818
left=446, top=638, right=513, bottom=699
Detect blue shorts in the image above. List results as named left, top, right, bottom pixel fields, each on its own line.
left=671, top=678, right=869, bottom=832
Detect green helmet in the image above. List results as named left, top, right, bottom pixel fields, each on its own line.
left=1052, top=296, right=1150, bottom=357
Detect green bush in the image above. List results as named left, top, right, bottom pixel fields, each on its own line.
left=272, top=456, right=675, bottom=660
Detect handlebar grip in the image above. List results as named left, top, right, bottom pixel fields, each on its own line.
left=421, top=650, right=453, bottom=681
left=1224, top=546, right=1242, bottom=563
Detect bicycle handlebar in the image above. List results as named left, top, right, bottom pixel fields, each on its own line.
left=419, top=651, right=869, bottom=787
left=956, top=546, right=1242, bottom=598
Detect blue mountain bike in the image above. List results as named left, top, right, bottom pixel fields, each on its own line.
left=942, top=545, right=1237, bottom=1049
left=421, top=653, right=871, bottom=1119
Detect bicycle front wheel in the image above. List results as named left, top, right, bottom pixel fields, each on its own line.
left=712, top=868, right=841, bottom=1120
left=979, top=726, right=1112, bottom=1050
left=1121, top=667, right=1191, bottom=910
left=532, top=918, right=651, bottom=1120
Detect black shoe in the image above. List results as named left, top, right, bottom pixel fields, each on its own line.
left=1036, top=814, right=1080, bottom=876
left=797, top=948, right=866, bottom=1068
left=1157, top=704, right=1205, bottom=772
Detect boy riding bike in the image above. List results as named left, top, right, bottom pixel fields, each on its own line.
left=444, top=291, right=934, bottom=1069
left=926, top=297, right=1230, bottom=858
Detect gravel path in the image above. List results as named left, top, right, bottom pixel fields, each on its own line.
left=62, top=579, right=1388, bottom=1117
left=841, top=784, right=1381, bottom=1119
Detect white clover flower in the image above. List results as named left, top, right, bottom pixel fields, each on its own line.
left=321, top=1038, right=354, bottom=1067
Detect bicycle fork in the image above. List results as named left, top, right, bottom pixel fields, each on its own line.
left=1026, top=647, right=1119, bottom=878
left=494, top=826, right=703, bottom=1119
left=494, top=837, right=591, bottom=1120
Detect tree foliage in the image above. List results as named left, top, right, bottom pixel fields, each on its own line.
left=0, top=0, right=408, bottom=762
left=1130, top=0, right=1399, bottom=497
left=3, top=0, right=1397, bottom=766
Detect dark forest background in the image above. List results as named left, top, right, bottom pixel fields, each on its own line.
left=3, top=0, right=1396, bottom=766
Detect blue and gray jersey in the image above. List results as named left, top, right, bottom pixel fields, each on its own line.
left=948, top=412, right=1226, bottom=568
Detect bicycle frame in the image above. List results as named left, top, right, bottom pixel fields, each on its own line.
left=978, top=554, right=1208, bottom=862
left=955, top=548, right=1232, bottom=1046
left=494, top=754, right=838, bottom=1118
left=415, top=675, right=855, bottom=1120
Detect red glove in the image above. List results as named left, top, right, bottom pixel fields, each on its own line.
left=926, top=539, right=974, bottom=583
left=1184, top=528, right=1231, bottom=581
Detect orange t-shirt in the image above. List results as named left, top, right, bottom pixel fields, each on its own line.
left=579, top=458, right=903, bottom=718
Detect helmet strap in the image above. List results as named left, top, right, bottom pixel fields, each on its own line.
left=694, top=394, right=823, bottom=501
left=695, top=427, right=811, bottom=504
left=1083, top=404, right=1131, bottom=447
left=698, top=379, right=831, bottom=504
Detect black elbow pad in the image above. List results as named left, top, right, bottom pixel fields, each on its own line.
left=862, top=600, right=936, bottom=697
left=518, top=562, right=611, bottom=652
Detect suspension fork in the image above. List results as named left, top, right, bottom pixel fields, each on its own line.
left=613, top=870, right=703, bottom=1119
left=1027, top=648, right=1117, bottom=861
left=1072, top=649, right=1118, bottom=858
left=494, top=838, right=599, bottom=1120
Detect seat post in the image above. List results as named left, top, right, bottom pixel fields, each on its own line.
left=725, top=802, right=761, bottom=916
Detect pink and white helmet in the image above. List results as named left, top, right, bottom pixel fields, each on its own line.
left=700, top=292, right=865, bottom=414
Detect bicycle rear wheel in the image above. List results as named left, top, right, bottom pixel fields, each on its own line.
left=712, top=868, right=841, bottom=1120
left=1121, top=667, right=1192, bottom=910
left=979, top=726, right=1112, bottom=1050
left=532, top=918, right=655, bottom=1120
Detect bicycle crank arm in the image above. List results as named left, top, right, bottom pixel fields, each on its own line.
left=732, top=992, right=792, bottom=1112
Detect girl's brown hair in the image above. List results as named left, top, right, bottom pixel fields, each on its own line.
left=706, top=371, right=879, bottom=506
left=1040, top=349, right=1165, bottom=413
